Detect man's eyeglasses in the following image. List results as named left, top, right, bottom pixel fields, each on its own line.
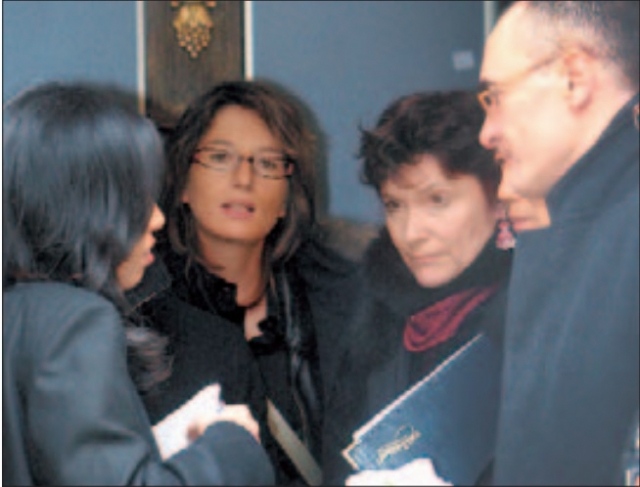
left=192, top=146, right=294, bottom=179
left=477, top=54, right=559, bottom=112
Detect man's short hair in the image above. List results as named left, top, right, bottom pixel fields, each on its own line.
left=514, top=1, right=639, bottom=89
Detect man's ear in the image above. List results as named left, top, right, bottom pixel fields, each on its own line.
left=561, top=47, right=597, bottom=111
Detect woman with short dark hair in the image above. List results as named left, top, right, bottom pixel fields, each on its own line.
left=3, top=82, right=274, bottom=485
left=323, top=90, right=512, bottom=485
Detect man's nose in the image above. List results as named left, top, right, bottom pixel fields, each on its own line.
left=479, top=112, right=498, bottom=150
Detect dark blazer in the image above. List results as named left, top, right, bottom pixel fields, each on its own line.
left=493, top=95, right=640, bottom=485
left=130, top=231, right=360, bottom=484
left=3, top=281, right=274, bottom=486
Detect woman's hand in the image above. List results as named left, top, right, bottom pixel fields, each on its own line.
left=187, top=404, right=261, bottom=444
left=345, top=458, right=452, bottom=486
left=152, top=384, right=260, bottom=459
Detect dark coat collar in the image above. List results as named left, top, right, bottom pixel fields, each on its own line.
left=547, top=93, right=640, bottom=223
left=178, top=256, right=240, bottom=319
left=124, top=239, right=241, bottom=321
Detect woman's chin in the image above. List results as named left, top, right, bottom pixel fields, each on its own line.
left=413, top=272, right=457, bottom=289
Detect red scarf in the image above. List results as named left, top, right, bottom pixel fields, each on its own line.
left=403, top=284, right=499, bottom=352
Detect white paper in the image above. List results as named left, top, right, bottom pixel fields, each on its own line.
left=152, top=383, right=224, bottom=460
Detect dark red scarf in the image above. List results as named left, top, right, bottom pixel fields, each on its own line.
left=404, top=284, right=499, bottom=352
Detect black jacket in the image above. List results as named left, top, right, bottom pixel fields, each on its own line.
left=323, top=229, right=512, bottom=484
left=493, top=95, right=640, bottom=485
left=2, top=281, right=274, bottom=486
left=130, top=233, right=359, bottom=484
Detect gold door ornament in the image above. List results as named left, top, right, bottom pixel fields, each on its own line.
left=171, top=1, right=217, bottom=59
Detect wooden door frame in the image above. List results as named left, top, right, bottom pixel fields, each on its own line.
left=135, top=0, right=254, bottom=124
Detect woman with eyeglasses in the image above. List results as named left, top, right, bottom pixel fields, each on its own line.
left=3, top=82, right=273, bottom=485
left=131, top=80, right=357, bottom=485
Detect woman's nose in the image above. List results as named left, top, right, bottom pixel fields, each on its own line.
left=232, top=155, right=255, bottom=188
left=401, top=208, right=430, bottom=248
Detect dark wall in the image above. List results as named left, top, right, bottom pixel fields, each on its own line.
left=3, top=0, right=486, bottom=223
left=253, top=1, right=485, bottom=222
left=2, top=1, right=137, bottom=103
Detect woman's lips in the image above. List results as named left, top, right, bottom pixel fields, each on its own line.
left=407, top=254, right=443, bottom=266
left=145, top=241, right=156, bottom=265
left=221, top=201, right=256, bottom=219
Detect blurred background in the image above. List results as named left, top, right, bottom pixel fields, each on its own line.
left=2, top=0, right=513, bottom=224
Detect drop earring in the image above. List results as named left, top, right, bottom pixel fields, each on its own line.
left=496, top=218, right=516, bottom=250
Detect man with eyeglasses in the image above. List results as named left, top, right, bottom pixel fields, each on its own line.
left=478, top=1, right=639, bottom=485
left=346, top=3, right=637, bottom=486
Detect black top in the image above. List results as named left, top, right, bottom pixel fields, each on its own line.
left=131, top=233, right=359, bottom=484
left=323, top=228, right=512, bottom=484
left=493, top=94, right=640, bottom=485
left=3, top=281, right=274, bottom=486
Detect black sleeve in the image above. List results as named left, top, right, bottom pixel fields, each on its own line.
left=24, top=293, right=274, bottom=485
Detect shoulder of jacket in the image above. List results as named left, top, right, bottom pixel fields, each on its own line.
left=596, top=184, right=640, bottom=242
left=9, top=281, right=113, bottom=309
left=8, top=283, right=121, bottom=352
left=6, top=282, right=123, bottom=382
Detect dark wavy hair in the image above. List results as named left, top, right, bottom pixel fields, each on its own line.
left=359, top=90, right=501, bottom=203
left=2, top=81, right=168, bottom=391
left=164, top=80, right=317, bottom=270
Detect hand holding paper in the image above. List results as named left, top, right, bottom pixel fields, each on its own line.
left=151, top=383, right=259, bottom=460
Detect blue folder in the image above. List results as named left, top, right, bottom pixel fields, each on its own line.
left=342, top=334, right=501, bottom=485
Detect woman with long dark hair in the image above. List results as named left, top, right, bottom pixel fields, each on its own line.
left=131, top=80, right=357, bottom=485
left=3, top=82, right=273, bottom=485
